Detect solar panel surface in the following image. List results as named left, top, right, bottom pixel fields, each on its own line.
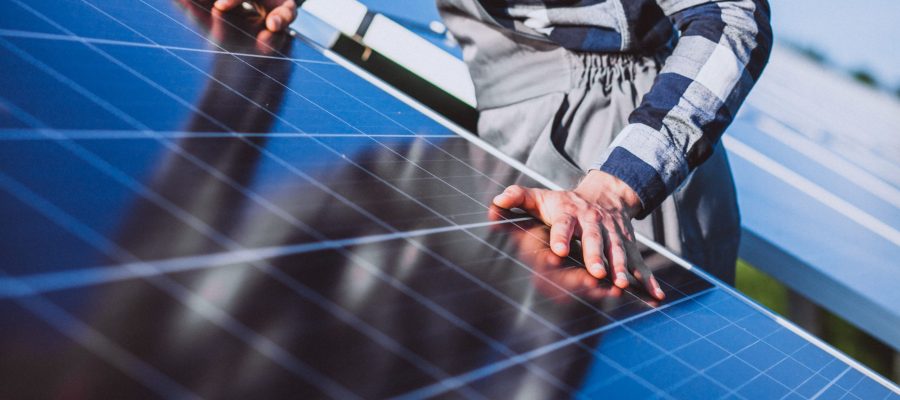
left=0, top=0, right=898, bottom=399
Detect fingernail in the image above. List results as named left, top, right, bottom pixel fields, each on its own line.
left=270, top=15, right=282, bottom=31
left=492, top=194, right=505, bottom=203
left=655, top=288, right=665, bottom=299
left=590, top=263, right=603, bottom=275
left=615, top=272, right=628, bottom=287
left=552, top=243, right=566, bottom=254
left=214, top=0, right=227, bottom=9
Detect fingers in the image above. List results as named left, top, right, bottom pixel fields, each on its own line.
left=255, top=29, right=275, bottom=54
left=492, top=186, right=664, bottom=301
left=626, top=241, right=665, bottom=300
left=486, top=205, right=504, bottom=222
left=213, top=0, right=241, bottom=11
left=492, top=185, right=536, bottom=212
left=578, top=214, right=606, bottom=279
left=604, top=229, right=629, bottom=289
left=631, top=264, right=664, bottom=300
left=213, top=0, right=296, bottom=32
left=548, top=215, right=575, bottom=257
left=646, top=274, right=665, bottom=301
left=266, top=1, right=296, bottom=31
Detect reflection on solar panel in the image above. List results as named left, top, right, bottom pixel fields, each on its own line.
left=0, top=0, right=897, bottom=398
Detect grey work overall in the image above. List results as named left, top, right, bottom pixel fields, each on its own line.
left=439, top=0, right=742, bottom=283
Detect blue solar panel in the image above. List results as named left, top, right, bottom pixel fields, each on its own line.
left=1, top=0, right=898, bottom=399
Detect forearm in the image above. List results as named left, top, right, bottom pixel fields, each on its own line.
left=592, top=0, right=772, bottom=218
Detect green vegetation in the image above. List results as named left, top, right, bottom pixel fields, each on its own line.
left=784, top=41, right=898, bottom=97
left=793, top=45, right=827, bottom=65
left=735, top=261, right=897, bottom=383
left=822, top=311, right=894, bottom=380
left=851, top=69, right=878, bottom=87
left=735, top=260, right=788, bottom=315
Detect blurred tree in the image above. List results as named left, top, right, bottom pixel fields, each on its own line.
left=784, top=40, right=828, bottom=65
left=851, top=68, right=878, bottom=87
left=797, top=46, right=827, bottom=64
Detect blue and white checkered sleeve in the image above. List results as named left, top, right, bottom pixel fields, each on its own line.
left=592, top=0, right=772, bottom=219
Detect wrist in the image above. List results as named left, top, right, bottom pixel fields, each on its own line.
left=574, top=170, right=643, bottom=218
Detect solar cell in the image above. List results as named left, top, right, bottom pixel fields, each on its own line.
left=0, top=0, right=897, bottom=398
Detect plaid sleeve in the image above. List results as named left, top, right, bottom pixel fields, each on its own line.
left=592, top=0, right=772, bottom=219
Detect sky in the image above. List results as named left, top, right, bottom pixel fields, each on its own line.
left=756, top=0, right=899, bottom=87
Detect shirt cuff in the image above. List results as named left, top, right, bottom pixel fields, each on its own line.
left=590, top=123, right=689, bottom=219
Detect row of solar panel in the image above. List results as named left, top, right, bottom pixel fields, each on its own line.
left=0, top=0, right=896, bottom=398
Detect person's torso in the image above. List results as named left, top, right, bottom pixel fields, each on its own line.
left=476, top=0, right=676, bottom=54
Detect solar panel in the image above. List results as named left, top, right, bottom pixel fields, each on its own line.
left=0, top=0, right=897, bottom=399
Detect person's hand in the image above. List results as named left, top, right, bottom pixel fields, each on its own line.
left=213, top=0, right=297, bottom=32
left=488, top=209, right=633, bottom=304
left=492, top=170, right=665, bottom=301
